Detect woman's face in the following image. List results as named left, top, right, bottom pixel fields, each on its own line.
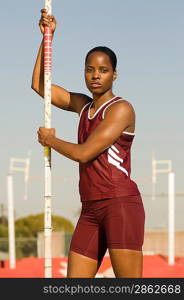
left=85, top=51, right=117, bottom=95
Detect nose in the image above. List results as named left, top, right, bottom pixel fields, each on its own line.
left=92, top=70, right=100, bottom=79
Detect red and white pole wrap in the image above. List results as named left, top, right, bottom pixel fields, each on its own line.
left=44, top=0, right=52, bottom=278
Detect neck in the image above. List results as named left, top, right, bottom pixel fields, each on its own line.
left=92, top=90, right=115, bottom=109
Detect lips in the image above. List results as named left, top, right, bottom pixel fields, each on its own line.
left=90, top=83, right=102, bottom=88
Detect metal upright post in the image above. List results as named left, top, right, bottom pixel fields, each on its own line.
left=168, top=172, right=175, bottom=265
left=7, top=154, right=31, bottom=269
left=7, top=174, right=16, bottom=269
left=152, top=152, right=156, bottom=201
left=151, top=155, right=175, bottom=265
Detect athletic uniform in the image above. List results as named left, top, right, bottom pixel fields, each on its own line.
left=69, top=96, right=145, bottom=262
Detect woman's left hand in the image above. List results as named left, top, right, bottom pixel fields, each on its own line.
left=37, top=127, right=56, bottom=146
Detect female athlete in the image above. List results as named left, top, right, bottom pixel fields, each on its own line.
left=32, top=9, right=145, bottom=278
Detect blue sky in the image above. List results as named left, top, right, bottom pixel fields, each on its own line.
left=1, top=0, right=184, bottom=228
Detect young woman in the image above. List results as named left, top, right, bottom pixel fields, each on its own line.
left=32, top=9, right=145, bottom=278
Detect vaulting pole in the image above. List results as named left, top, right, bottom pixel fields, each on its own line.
left=44, top=0, right=52, bottom=278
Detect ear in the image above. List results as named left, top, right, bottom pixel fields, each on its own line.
left=113, top=71, right=117, bottom=81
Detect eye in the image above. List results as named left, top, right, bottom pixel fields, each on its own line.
left=86, top=67, right=93, bottom=73
left=100, top=68, right=108, bottom=73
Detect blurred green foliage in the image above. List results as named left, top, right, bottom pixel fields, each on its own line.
left=0, top=214, right=74, bottom=259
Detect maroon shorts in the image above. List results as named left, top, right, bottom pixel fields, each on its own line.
left=69, top=195, right=145, bottom=262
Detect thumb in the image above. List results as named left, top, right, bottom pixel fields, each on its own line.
left=51, top=128, right=56, bottom=135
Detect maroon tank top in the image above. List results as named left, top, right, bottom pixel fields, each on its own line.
left=78, top=96, right=141, bottom=201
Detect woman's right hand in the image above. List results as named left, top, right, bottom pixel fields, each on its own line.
left=39, top=8, right=57, bottom=35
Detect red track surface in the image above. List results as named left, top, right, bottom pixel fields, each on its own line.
left=0, top=255, right=184, bottom=278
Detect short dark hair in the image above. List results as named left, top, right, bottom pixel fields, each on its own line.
left=85, top=46, right=117, bottom=71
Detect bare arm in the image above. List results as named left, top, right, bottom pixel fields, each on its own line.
left=31, top=9, right=91, bottom=114
left=38, top=101, right=135, bottom=163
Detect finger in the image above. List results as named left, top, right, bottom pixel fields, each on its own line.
left=41, top=20, right=50, bottom=27
left=41, top=8, right=47, bottom=13
left=41, top=14, right=47, bottom=20
left=42, top=17, right=50, bottom=22
left=51, top=16, right=57, bottom=24
left=39, top=21, right=50, bottom=28
left=42, top=13, right=50, bottom=19
left=39, top=18, right=46, bottom=25
left=43, top=14, right=55, bottom=22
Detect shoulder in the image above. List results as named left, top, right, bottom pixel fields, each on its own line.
left=103, top=98, right=135, bottom=120
left=70, top=93, right=92, bottom=115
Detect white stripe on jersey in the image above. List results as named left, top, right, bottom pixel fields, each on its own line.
left=107, top=155, right=128, bottom=176
left=111, top=145, right=119, bottom=153
left=108, top=148, right=123, bottom=163
left=79, top=102, right=91, bottom=119
left=102, top=99, right=136, bottom=135
left=123, top=131, right=135, bottom=135
left=102, top=98, right=123, bottom=119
